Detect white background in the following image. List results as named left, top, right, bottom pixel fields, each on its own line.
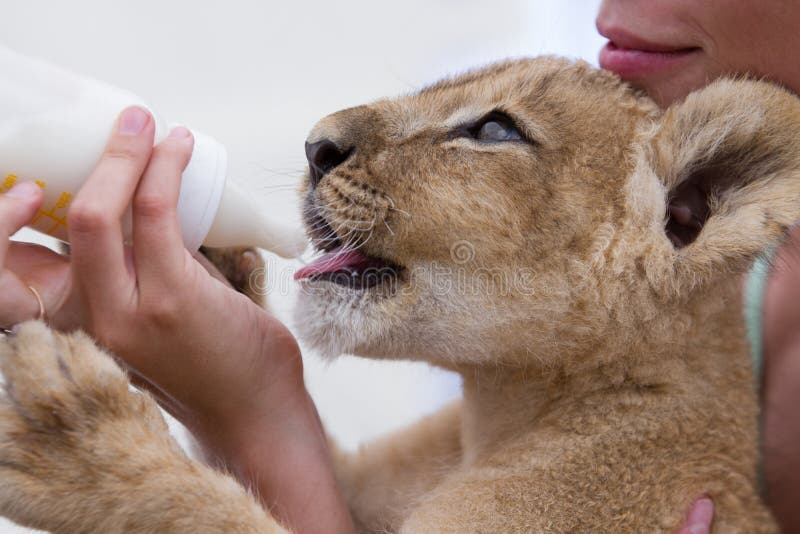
left=1, top=1, right=603, bottom=531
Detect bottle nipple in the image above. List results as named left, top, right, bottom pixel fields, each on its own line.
left=202, top=178, right=308, bottom=258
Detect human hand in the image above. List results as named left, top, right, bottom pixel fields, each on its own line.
left=1, top=107, right=353, bottom=532
left=0, top=183, right=71, bottom=328
left=23, top=108, right=283, bottom=428
left=0, top=179, right=290, bottom=428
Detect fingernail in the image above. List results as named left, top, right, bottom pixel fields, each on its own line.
left=689, top=525, right=709, bottom=534
left=5, top=181, right=40, bottom=200
left=118, top=106, right=150, bottom=136
left=168, top=126, right=192, bottom=139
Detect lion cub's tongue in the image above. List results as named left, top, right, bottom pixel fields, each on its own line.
left=294, top=248, right=372, bottom=280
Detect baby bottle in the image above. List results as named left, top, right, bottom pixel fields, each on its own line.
left=0, top=45, right=306, bottom=257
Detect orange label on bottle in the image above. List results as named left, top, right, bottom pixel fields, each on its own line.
left=31, top=191, right=70, bottom=236
left=2, top=174, right=69, bottom=236
left=1, top=173, right=17, bottom=192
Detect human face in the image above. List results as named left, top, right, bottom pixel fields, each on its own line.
left=596, top=0, right=800, bottom=106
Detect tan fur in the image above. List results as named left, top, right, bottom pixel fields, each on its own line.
left=0, top=322, right=285, bottom=533
left=1, top=57, right=797, bottom=531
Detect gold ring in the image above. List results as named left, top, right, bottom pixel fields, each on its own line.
left=28, top=285, right=45, bottom=321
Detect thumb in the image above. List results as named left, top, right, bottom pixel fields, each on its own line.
left=0, top=182, right=43, bottom=264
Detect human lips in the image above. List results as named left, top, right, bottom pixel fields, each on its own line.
left=598, top=29, right=701, bottom=79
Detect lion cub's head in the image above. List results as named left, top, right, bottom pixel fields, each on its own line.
left=294, top=57, right=800, bottom=372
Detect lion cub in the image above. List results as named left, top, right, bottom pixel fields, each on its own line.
left=1, top=57, right=795, bottom=532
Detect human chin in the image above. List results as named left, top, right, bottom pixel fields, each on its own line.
left=612, top=57, right=712, bottom=107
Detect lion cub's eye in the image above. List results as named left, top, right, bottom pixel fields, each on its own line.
left=476, top=117, right=522, bottom=142
left=458, top=111, right=526, bottom=144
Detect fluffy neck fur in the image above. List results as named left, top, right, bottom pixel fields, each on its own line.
left=457, top=274, right=758, bottom=470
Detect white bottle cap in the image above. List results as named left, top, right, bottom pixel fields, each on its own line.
left=177, top=129, right=227, bottom=252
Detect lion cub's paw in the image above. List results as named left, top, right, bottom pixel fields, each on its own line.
left=0, top=321, right=171, bottom=531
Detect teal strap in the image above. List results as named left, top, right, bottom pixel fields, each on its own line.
left=744, top=246, right=778, bottom=497
left=744, top=250, right=773, bottom=385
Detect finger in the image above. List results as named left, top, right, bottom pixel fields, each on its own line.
left=67, top=106, right=155, bottom=306
left=6, top=241, right=71, bottom=318
left=0, top=276, right=42, bottom=327
left=0, top=184, right=65, bottom=326
left=0, top=182, right=43, bottom=266
left=678, top=497, right=713, bottom=534
left=132, top=126, right=194, bottom=289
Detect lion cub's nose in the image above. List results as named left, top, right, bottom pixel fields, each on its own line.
left=305, top=139, right=353, bottom=189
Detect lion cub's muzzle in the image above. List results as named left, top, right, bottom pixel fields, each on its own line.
left=297, top=139, right=402, bottom=291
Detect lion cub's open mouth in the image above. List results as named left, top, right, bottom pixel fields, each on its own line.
left=296, top=203, right=403, bottom=290
left=294, top=247, right=402, bottom=290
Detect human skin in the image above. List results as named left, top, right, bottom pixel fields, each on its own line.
left=0, top=107, right=354, bottom=533
left=597, top=2, right=800, bottom=531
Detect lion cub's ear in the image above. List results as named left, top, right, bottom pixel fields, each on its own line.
left=644, top=79, right=800, bottom=277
